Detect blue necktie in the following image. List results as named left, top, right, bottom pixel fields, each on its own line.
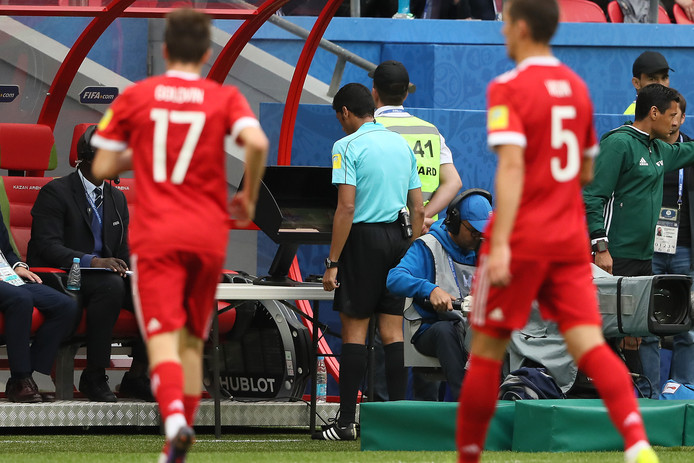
left=94, top=187, right=103, bottom=211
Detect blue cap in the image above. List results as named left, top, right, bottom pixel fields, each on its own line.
left=459, top=195, right=492, bottom=233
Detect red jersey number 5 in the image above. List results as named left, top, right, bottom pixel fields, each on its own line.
left=150, top=108, right=206, bottom=184
left=550, top=105, right=579, bottom=183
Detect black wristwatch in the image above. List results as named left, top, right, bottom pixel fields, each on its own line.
left=324, top=258, right=339, bottom=269
left=592, top=239, right=608, bottom=253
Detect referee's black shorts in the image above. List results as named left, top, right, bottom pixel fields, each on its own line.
left=333, top=221, right=409, bottom=319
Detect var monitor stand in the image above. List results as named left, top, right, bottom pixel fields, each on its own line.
left=254, top=243, right=309, bottom=286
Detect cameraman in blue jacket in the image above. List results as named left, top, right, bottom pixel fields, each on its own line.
left=387, top=190, right=492, bottom=399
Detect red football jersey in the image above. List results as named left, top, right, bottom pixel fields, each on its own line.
left=92, top=71, right=259, bottom=255
left=486, top=56, right=598, bottom=261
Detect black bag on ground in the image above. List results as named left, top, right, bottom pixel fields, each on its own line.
left=498, top=367, right=565, bottom=400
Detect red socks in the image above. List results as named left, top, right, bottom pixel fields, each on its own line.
left=456, top=354, right=502, bottom=463
left=456, top=344, right=648, bottom=463
left=184, top=394, right=201, bottom=426
left=578, top=343, right=648, bottom=449
left=151, top=361, right=184, bottom=422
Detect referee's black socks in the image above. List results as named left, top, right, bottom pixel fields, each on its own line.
left=338, top=343, right=367, bottom=427
left=384, top=341, right=406, bottom=401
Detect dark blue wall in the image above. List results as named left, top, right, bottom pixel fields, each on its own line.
left=237, top=17, right=694, bottom=115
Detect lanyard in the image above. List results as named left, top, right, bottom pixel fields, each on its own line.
left=446, top=255, right=464, bottom=299
left=85, top=189, right=103, bottom=226
left=678, top=168, right=684, bottom=210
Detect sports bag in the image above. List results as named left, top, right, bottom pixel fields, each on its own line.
left=499, top=367, right=565, bottom=400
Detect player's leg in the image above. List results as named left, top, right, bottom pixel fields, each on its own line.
left=130, top=253, right=190, bottom=461
left=456, top=330, right=509, bottom=463
left=179, top=328, right=204, bottom=426
left=564, top=325, right=657, bottom=463
left=337, top=314, right=369, bottom=427
left=147, top=331, right=187, bottom=438
left=314, top=223, right=376, bottom=440
left=376, top=221, right=410, bottom=402
left=156, top=327, right=202, bottom=463
left=312, top=313, right=369, bottom=441
left=458, top=255, right=545, bottom=463
left=549, top=260, right=656, bottom=463
left=181, top=250, right=225, bottom=428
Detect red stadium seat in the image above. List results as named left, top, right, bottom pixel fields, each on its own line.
left=0, top=124, right=57, bottom=346
left=674, top=4, right=694, bottom=24
left=0, top=124, right=55, bottom=337
left=0, top=176, right=52, bottom=262
left=607, top=1, right=671, bottom=23
left=558, top=0, right=607, bottom=22
left=607, top=1, right=622, bottom=21
left=0, top=123, right=57, bottom=176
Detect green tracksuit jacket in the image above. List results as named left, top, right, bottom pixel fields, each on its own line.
left=583, top=124, right=694, bottom=260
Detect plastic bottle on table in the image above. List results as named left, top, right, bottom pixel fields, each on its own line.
left=66, top=257, right=81, bottom=291
left=316, top=356, right=327, bottom=403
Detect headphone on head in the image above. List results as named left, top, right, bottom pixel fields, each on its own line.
left=77, top=124, right=98, bottom=163
left=444, top=188, right=493, bottom=235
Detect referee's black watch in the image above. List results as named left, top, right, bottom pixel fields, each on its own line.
left=592, top=239, right=608, bottom=253
left=324, top=258, right=339, bottom=269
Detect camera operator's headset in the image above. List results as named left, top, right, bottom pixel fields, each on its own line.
left=76, top=124, right=98, bottom=163
left=443, top=188, right=493, bottom=235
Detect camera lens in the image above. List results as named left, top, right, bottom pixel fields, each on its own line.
left=653, top=285, right=686, bottom=325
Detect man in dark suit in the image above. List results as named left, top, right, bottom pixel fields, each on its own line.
left=0, top=211, right=77, bottom=402
left=27, top=126, right=151, bottom=402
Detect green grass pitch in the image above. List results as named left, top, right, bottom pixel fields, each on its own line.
left=0, top=430, right=692, bottom=462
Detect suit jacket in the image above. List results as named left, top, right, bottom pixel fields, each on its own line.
left=0, top=210, right=21, bottom=267
left=27, top=171, right=130, bottom=269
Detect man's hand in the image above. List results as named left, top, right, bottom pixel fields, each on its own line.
left=677, top=0, right=694, bottom=20
left=422, top=217, right=435, bottom=235
left=620, top=336, right=641, bottom=350
left=15, top=266, right=42, bottom=284
left=487, top=243, right=512, bottom=287
left=429, top=286, right=455, bottom=312
left=594, top=249, right=613, bottom=275
left=91, top=257, right=128, bottom=276
left=229, top=191, right=255, bottom=228
left=322, top=267, right=339, bottom=291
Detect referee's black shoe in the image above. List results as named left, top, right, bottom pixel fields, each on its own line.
left=311, top=421, right=358, bottom=441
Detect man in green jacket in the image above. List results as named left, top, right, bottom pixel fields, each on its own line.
left=584, top=84, right=694, bottom=276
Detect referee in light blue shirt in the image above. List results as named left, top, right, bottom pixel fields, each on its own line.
left=315, top=83, right=424, bottom=441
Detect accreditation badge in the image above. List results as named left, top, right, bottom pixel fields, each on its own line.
left=653, top=207, right=679, bottom=255
left=0, top=251, right=24, bottom=286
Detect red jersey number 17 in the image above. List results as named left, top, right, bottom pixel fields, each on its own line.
left=150, top=108, right=206, bottom=184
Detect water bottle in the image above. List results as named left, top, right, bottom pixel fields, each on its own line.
left=316, top=356, right=327, bottom=403
left=66, top=257, right=81, bottom=291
